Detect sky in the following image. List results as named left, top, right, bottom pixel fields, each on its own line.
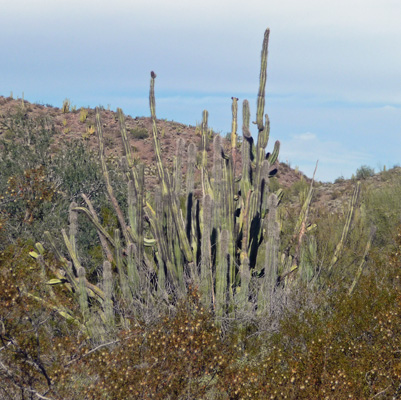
left=1, top=0, right=401, bottom=182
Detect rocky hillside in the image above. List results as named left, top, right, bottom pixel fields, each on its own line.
left=1, top=94, right=398, bottom=214
left=0, top=96, right=304, bottom=185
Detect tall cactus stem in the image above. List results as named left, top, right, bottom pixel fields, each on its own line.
left=102, top=261, right=114, bottom=327
left=186, top=143, right=197, bottom=261
left=77, top=267, right=89, bottom=322
left=174, top=138, right=185, bottom=196
left=127, top=179, right=136, bottom=227
left=231, top=97, right=239, bottom=167
left=81, top=194, right=114, bottom=263
left=136, top=164, right=145, bottom=268
left=200, top=195, right=214, bottom=308
left=96, top=109, right=131, bottom=245
left=267, top=140, right=280, bottom=165
left=114, top=229, right=133, bottom=304
left=241, top=100, right=252, bottom=199
left=256, top=28, right=270, bottom=132
left=126, top=243, right=140, bottom=294
left=237, top=256, right=250, bottom=313
left=69, top=202, right=78, bottom=256
left=348, top=226, right=376, bottom=295
left=149, top=72, right=193, bottom=262
left=328, top=182, right=361, bottom=272
left=216, top=229, right=229, bottom=320
left=258, top=193, right=280, bottom=313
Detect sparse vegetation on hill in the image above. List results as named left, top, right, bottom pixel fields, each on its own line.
left=0, top=29, right=400, bottom=399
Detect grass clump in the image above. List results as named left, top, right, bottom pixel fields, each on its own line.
left=129, top=126, right=149, bottom=139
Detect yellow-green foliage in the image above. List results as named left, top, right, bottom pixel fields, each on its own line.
left=62, top=98, right=70, bottom=113
left=363, top=174, right=401, bottom=249
left=82, top=125, right=95, bottom=139
left=129, top=127, right=149, bottom=139
left=100, top=205, right=120, bottom=236
left=79, top=108, right=88, bottom=122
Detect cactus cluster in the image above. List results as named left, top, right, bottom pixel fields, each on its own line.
left=29, top=29, right=365, bottom=338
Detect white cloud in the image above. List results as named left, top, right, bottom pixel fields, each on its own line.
left=292, top=132, right=317, bottom=141
left=280, top=134, right=371, bottom=182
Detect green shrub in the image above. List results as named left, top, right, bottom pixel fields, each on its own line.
left=269, top=176, right=280, bottom=192
left=0, top=110, right=127, bottom=251
left=62, top=98, right=70, bottom=113
left=79, top=107, right=88, bottom=122
left=334, top=175, right=345, bottom=183
left=129, top=127, right=149, bottom=139
left=363, top=174, right=401, bottom=249
left=355, top=165, right=374, bottom=180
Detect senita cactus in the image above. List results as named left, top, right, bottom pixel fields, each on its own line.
left=30, top=28, right=368, bottom=337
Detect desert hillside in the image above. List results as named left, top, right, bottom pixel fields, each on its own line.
left=1, top=92, right=401, bottom=399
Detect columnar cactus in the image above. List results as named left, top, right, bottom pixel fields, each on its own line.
left=29, top=28, right=366, bottom=337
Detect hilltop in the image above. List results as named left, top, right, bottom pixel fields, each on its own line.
left=0, top=95, right=307, bottom=188
left=2, top=95, right=400, bottom=217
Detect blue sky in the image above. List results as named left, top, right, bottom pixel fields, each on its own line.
left=1, top=0, right=401, bottom=181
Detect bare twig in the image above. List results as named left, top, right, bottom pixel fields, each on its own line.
left=64, top=338, right=120, bottom=367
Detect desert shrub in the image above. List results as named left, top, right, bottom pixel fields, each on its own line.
left=79, top=107, right=88, bottom=122
left=129, top=127, right=149, bottom=139
left=284, top=178, right=309, bottom=202
left=355, top=165, right=374, bottom=180
left=0, top=112, right=59, bottom=246
left=269, top=176, right=280, bottom=192
left=215, top=227, right=401, bottom=399
left=363, top=174, right=401, bottom=249
left=1, top=165, right=58, bottom=227
left=50, top=140, right=106, bottom=203
left=334, top=175, right=345, bottom=183
left=0, top=111, right=127, bottom=254
left=80, top=288, right=236, bottom=400
left=62, top=98, right=70, bottom=113
left=0, top=241, right=81, bottom=399
left=0, top=110, right=55, bottom=176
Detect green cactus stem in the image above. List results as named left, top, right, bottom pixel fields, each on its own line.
left=348, top=226, right=376, bottom=295
left=96, top=109, right=131, bottom=245
left=237, top=256, right=251, bottom=313
left=328, top=182, right=361, bottom=272
left=256, top=28, right=269, bottom=132
left=215, top=229, right=229, bottom=320
left=149, top=71, right=193, bottom=263
left=102, top=261, right=114, bottom=327
left=200, top=194, right=214, bottom=308
left=78, top=266, right=89, bottom=322
left=114, top=229, right=133, bottom=305
left=81, top=193, right=114, bottom=264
